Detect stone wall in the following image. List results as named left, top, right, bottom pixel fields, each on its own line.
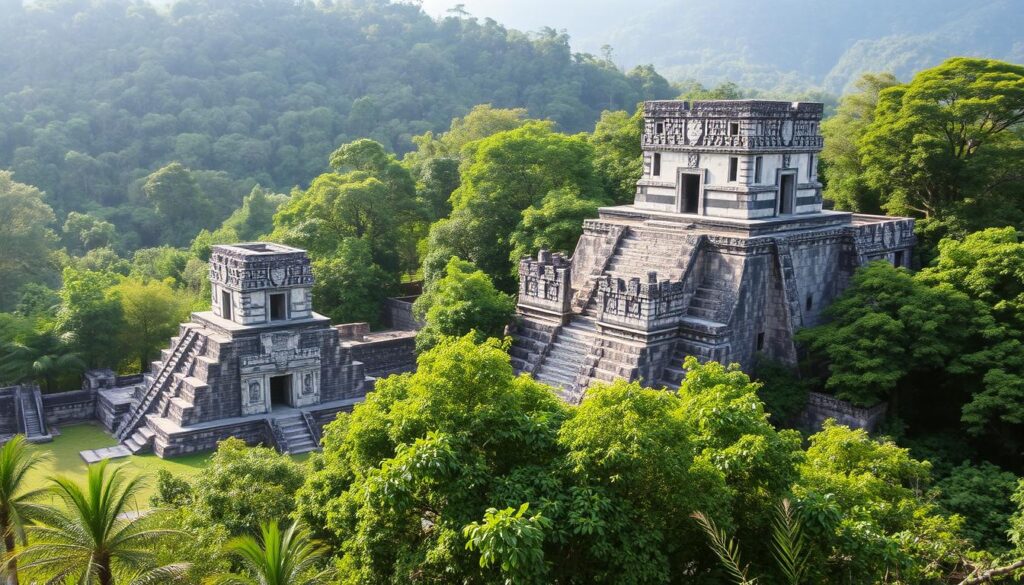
left=518, top=250, right=573, bottom=321
left=381, top=296, right=422, bottom=331
left=41, top=390, right=96, bottom=426
left=154, top=419, right=273, bottom=458
left=348, top=333, right=417, bottom=378
left=0, top=387, right=18, bottom=435
left=799, top=391, right=887, bottom=432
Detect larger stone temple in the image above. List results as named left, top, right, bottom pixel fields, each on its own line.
left=510, top=99, right=915, bottom=403
left=94, top=243, right=411, bottom=458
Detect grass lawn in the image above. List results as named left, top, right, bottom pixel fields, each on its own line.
left=24, top=423, right=309, bottom=508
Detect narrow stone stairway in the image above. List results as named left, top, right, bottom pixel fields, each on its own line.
left=533, top=319, right=597, bottom=399
left=603, top=228, right=692, bottom=281
left=276, top=414, right=318, bottom=454
left=19, top=390, right=44, bottom=439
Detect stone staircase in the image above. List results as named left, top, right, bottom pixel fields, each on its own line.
left=509, top=319, right=558, bottom=375
left=604, top=227, right=693, bottom=281
left=123, top=427, right=155, bottom=454
left=274, top=414, right=319, bottom=454
left=685, top=280, right=729, bottom=323
left=17, top=387, right=49, bottom=442
left=116, top=326, right=199, bottom=441
left=533, top=318, right=598, bottom=400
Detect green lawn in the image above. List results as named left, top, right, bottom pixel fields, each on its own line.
left=24, top=423, right=309, bottom=508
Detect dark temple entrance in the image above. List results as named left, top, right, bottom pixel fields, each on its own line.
left=778, top=173, right=795, bottom=215
left=270, top=375, right=291, bottom=407
left=681, top=173, right=701, bottom=214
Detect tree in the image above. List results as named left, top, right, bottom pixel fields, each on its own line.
left=0, top=171, right=57, bottom=311
left=0, top=326, right=84, bottom=392
left=310, top=238, right=396, bottom=326
left=436, top=122, right=602, bottom=286
left=205, top=521, right=333, bottom=585
left=463, top=504, right=550, bottom=585
left=0, top=436, right=48, bottom=585
left=509, top=188, right=600, bottom=264
left=820, top=72, right=899, bottom=212
left=934, top=462, right=1019, bottom=552
left=143, top=163, right=212, bottom=246
left=55, top=267, right=124, bottom=369
left=793, top=421, right=963, bottom=583
left=412, top=257, right=514, bottom=351
left=18, top=461, right=187, bottom=584
left=190, top=438, right=306, bottom=537
left=62, top=212, right=117, bottom=254
left=109, top=278, right=190, bottom=371
left=589, top=106, right=643, bottom=204
left=219, top=186, right=289, bottom=242
left=860, top=58, right=1024, bottom=230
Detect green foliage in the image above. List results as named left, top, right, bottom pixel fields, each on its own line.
left=820, top=72, right=900, bottom=213
left=463, top=503, right=551, bottom=585
left=0, top=171, right=57, bottom=311
left=0, top=435, right=49, bottom=583
left=310, top=238, right=396, bottom=326
left=934, top=462, right=1019, bottom=552
left=108, top=278, right=190, bottom=372
left=206, top=521, right=333, bottom=585
left=861, top=58, right=1024, bottom=228
left=62, top=212, right=117, bottom=255
left=18, top=460, right=187, bottom=584
left=752, top=356, right=810, bottom=425
left=794, top=421, right=961, bottom=583
left=434, top=122, right=602, bottom=287
left=190, top=438, right=306, bottom=537
left=54, top=267, right=124, bottom=370
left=413, top=258, right=515, bottom=352
left=143, top=163, right=214, bottom=247
left=1011, top=479, right=1024, bottom=553
left=589, top=106, right=644, bottom=204
left=509, top=188, right=601, bottom=264
left=0, top=325, right=84, bottom=392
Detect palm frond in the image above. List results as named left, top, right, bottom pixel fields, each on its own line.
left=691, top=511, right=756, bottom=585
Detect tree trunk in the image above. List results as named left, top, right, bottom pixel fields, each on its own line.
left=3, top=524, right=19, bottom=585
left=97, top=552, right=113, bottom=585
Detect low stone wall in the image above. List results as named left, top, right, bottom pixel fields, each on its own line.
left=348, top=333, right=417, bottom=378
left=41, top=390, right=96, bottom=426
left=0, top=388, right=18, bottom=435
left=382, top=296, right=423, bottom=331
left=154, top=420, right=273, bottom=458
left=799, top=391, right=887, bottom=432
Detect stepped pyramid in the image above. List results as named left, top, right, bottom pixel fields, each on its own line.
left=510, top=100, right=916, bottom=402
left=103, top=243, right=370, bottom=458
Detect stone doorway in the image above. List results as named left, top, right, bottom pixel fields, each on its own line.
left=778, top=173, right=795, bottom=215
left=269, top=374, right=291, bottom=407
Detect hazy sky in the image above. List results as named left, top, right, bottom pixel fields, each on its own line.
left=414, top=0, right=632, bottom=54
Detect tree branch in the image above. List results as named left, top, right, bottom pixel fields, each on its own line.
left=958, top=558, right=1024, bottom=585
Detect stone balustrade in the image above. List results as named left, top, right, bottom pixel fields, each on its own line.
left=596, top=272, right=688, bottom=333
left=518, top=250, right=573, bottom=320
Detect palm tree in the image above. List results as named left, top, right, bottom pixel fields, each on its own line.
left=16, top=460, right=187, bottom=584
left=0, top=435, right=49, bottom=585
left=205, top=521, right=333, bottom=585
left=0, top=328, right=84, bottom=392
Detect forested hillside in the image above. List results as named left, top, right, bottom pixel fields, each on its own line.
left=421, top=0, right=1024, bottom=94
left=0, top=0, right=672, bottom=251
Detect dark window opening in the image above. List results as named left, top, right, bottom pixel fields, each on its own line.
left=652, top=152, right=661, bottom=176
left=808, top=154, right=815, bottom=180
left=270, top=293, right=288, bottom=321
left=270, top=375, right=290, bottom=406
left=756, top=332, right=765, bottom=351
left=221, top=290, right=232, bottom=321
left=729, top=122, right=739, bottom=136
left=681, top=173, right=701, bottom=214
left=655, top=121, right=664, bottom=134
left=728, top=157, right=738, bottom=182
left=754, top=156, right=763, bottom=183
left=778, top=174, right=795, bottom=215
left=806, top=294, right=813, bottom=311
left=894, top=250, right=905, bottom=268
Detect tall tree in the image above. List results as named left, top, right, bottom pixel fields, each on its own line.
left=820, top=72, right=899, bottom=212
left=0, top=172, right=57, bottom=311
left=18, top=461, right=186, bottom=584
left=55, top=268, right=124, bottom=369
left=108, top=278, right=190, bottom=372
left=143, top=163, right=213, bottom=247
left=412, top=257, right=514, bottom=351
left=0, top=436, right=48, bottom=585
left=861, top=58, right=1024, bottom=233
left=0, top=326, right=84, bottom=392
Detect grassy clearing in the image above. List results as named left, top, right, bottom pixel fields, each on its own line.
left=23, top=423, right=309, bottom=507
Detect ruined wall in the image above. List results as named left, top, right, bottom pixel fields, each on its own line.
left=799, top=392, right=887, bottom=432
left=41, top=390, right=96, bottom=426
left=348, top=335, right=416, bottom=378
